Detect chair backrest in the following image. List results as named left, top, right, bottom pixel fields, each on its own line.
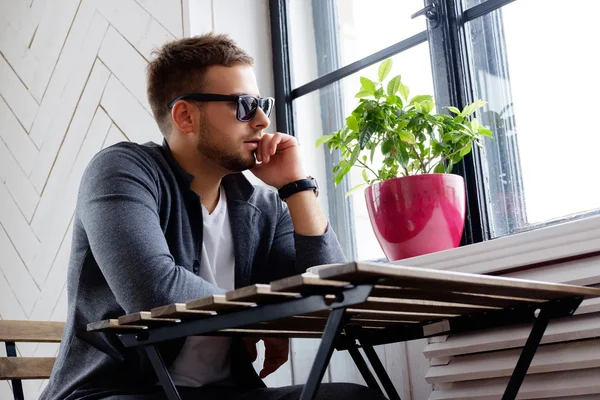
left=0, top=320, right=64, bottom=400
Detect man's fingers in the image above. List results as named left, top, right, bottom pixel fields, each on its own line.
left=258, top=338, right=289, bottom=379
left=259, top=363, right=279, bottom=379
left=270, top=132, right=284, bottom=156
left=260, top=357, right=287, bottom=379
left=257, top=133, right=288, bottom=164
left=242, top=337, right=259, bottom=362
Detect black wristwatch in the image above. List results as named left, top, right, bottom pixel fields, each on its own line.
left=278, top=176, right=319, bottom=201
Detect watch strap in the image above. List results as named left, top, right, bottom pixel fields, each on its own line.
left=278, top=177, right=318, bottom=201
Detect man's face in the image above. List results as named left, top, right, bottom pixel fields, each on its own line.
left=195, top=65, right=271, bottom=172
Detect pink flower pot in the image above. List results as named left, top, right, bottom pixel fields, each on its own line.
left=364, top=174, right=466, bottom=261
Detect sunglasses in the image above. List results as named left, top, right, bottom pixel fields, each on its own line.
left=168, top=93, right=274, bottom=122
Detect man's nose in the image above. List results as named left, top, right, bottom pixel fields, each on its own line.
left=251, top=107, right=271, bottom=130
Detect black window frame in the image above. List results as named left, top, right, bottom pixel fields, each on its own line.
left=269, top=0, right=593, bottom=257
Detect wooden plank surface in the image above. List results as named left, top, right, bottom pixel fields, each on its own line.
left=272, top=274, right=536, bottom=308
left=309, top=308, right=456, bottom=322
left=225, top=284, right=297, bottom=303
left=118, top=312, right=179, bottom=327
left=217, top=329, right=323, bottom=339
left=150, top=303, right=214, bottom=319
left=186, top=294, right=254, bottom=312
left=0, top=357, right=56, bottom=380
left=369, top=286, right=542, bottom=308
left=354, top=297, right=497, bottom=314
left=87, top=319, right=147, bottom=333
left=318, top=261, right=600, bottom=300
left=271, top=273, right=349, bottom=293
left=0, top=320, right=64, bottom=343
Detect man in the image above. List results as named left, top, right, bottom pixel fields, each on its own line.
left=40, top=33, right=385, bottom=400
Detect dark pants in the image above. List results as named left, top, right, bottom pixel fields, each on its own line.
left=104, top=383, right=387, bottom=400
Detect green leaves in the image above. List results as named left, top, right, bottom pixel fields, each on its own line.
left=446, top=106, right=461, bottom=115
left=387, top=75, right=402, bottom=96
left=313, top=58, right=492, bottom=194
left=358, top=123, right=376, bottom=149
left=346, top=115, right=359, bottom=132
left=433, top=162, right=445, bottom=173
left=420, top=100, right=434, bottom=114
left=461, top=99, right=487, bottom=117
left=478, top=125, right=493, bottom=138
left=346, top=183, right=369, bottom=198
left=378, top=59, right=393, bottom=82
left=355, top=90, right=372, bottom=98
left=381, top=139, right=394, bottom=154
left=459, top=141, right=472, bottom=158
left=349, top=145, right=361, bottom=166
left=333, top=160, right=351, bottom=185
left=360, top=77, right=377, bottom=95
left=398, top=82, right=410, bottom=101
left=409, top=95, right=433, bottom=105
left=398, top=130, right=415, bottom=144
left=315, top=134, right=334, bottom=147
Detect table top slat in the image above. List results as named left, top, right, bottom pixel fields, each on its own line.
left=369, top=286, right=541, bottom=308
left=270, top=274, right=349, bottom=293
left=318, top=262, right=600, bottom=300
left=225, top=284, right=298, bottom=303
left=118, top=312, right=180, bottom=327
left=308, top=308, right=456, bottom=322
left=150, top=304, right=215, bottom=319
left=216, top=329, right=323, bottom=338
left=272, top=273, right=536, bottom=309
left=186, top=294, right=254, bottom=312
left=87, top=319, right=147, bottom=332
left=355, top=297, right=498, bottom=314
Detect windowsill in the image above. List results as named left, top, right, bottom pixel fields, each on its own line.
left=381, top=214, right=600, bottom=275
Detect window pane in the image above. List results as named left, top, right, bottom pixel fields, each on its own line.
left=466, top=0, right=600, bottom=237
left=288, top=0, right=427, bottom=88
left=294, top=44, right=434, bottom=260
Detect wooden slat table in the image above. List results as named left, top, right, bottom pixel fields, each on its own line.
left=88, top=261, right=600, bottom=400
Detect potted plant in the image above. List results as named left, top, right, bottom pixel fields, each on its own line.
left=316, top=59, right=491, bottom=261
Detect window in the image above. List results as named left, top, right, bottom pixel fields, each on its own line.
left=270, top=0, right=600, bottom=259
left=465, top=0, right=600, bottom=237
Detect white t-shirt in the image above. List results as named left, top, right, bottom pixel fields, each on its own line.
left=168, top=186, right=236, bottom=387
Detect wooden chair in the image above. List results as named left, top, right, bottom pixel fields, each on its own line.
left=0, top=320, right=64, bottom=400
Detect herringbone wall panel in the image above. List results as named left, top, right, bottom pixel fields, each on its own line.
left=0, top=0, right=184, bottom=397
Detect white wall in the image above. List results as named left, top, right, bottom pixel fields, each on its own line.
left=0, top=0, right=181, bottom=397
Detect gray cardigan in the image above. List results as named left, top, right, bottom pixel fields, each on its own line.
left=40, top=141, right=345, bottom=400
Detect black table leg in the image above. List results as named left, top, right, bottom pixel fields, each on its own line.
left=300, top=308, right=346, bottom=400
left=362, top=343, right=402, bottom=400
left=6, top=342, right=24, bottom=400
left=144, top=344, right=182, bottom=400
left=501, top=308, right=551, bottom=400
left=347, top=346, right=383, bottom=395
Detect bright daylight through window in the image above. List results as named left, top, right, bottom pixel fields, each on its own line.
left=284, top=0, right=600, bottom=261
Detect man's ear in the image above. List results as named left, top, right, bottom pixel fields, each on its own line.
left=171, top=101, right=197, bottom=134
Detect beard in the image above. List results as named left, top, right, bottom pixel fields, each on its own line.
left=196, top=119, right=257, bottom=173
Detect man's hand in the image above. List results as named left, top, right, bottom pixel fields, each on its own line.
left=243, top=337, right=290, bottom=379
left=251, top=132, right=306, bottom=189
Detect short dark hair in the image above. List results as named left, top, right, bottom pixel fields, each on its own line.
left=146, top=33, right=254, bottom=137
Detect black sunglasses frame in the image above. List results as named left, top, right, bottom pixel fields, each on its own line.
left=168, top=93, right=274, bottom=122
